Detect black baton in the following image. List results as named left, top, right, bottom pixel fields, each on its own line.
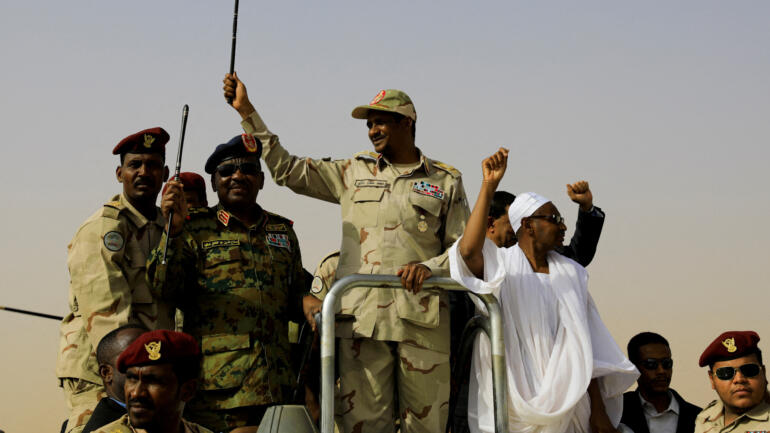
left=227, top=0, right=240, bottom=104
left=161, top=104, right=189, bottom=265
left=0, top=305, right=63, bottom=321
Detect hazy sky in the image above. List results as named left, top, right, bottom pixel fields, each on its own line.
left=1, top=1, right=769, bottom=431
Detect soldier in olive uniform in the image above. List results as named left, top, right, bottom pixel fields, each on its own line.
left=223, top=74, right=471, bottom=433
left=148, top=136, right=322, bottom=431
left=695, top=331, right=770, bottom=433
left=57, top=128, right=175, bottom=433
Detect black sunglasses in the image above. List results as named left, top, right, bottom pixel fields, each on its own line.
left=641, top=358, right=673, bottom=370
left=216, top=162, right=260, bottom=177
left=713, top=363, right=762, bottom=381
left=527, top=214, right=565, bottom=225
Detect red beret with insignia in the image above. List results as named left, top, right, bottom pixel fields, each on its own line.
left=162, top=171, right=207, bottom=196
left=117, top=329, right=200, bottom=373
left=112, top=127, right=169, bottom=156
left=698, top=330, right=761, bottom=367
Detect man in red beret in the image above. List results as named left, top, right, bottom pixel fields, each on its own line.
left=95, top=330, right=212, bottom=433
left=695, top=330, right=769, bottom=433
left=163, top=172, right=208, bottom=210
left=57, top=127, right=177, bottom=433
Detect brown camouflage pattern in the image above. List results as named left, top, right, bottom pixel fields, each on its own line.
left=336, top=339, right=450, bottom=433
left=147, top=204, right=306, bottom=419
left=241, top=111, right=470, bottom=353
left=95, top=414, right=213, bottom=433
left=57, top=194, right=174, bottom=431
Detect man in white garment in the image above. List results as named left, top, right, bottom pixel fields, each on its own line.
left=448, top=148, right=638, bottom=433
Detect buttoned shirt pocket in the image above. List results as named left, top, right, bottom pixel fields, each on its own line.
left=351, top=186, right=385, bottom=228
left=200, top=333, right=258, bottom=391
left=406, top=189, right=444, bottom=240
left=202, top=244, right=246, bottom=292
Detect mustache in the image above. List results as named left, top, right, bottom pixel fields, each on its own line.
left=128, top=397, right=155, bottom=409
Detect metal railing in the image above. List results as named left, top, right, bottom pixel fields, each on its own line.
left=320, top=274, right=508, bottom=433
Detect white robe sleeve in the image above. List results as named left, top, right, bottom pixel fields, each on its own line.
left=449, top=237, right=507, bottom=295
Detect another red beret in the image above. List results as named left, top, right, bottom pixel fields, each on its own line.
left=162, top=171, right=207, bottom=196
left=112, top=127, right=169, bottom=155
left=117, top=330, right=200, bottom=373
left=699, top=330, right=760, bottom=367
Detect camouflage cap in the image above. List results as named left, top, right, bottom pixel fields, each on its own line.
left=351, top=89, right=417, bottom=121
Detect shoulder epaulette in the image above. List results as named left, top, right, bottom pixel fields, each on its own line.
left=430, top=159, right=462, bottom=178
left=102, top=200, right=125, bottom=219
left=354, top=151, right=379, bottom=161
left=317, top=250, right=340, bottom=268
left=264, top=210, right=294, bottom=227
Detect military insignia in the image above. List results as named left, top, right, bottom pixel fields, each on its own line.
left=265, top=223, right=287, bottom=232
left=217, top=210, right=230, bottom=227
left=145, top=341, right=161, bottom=360
left=311, top=276, right=324, bottom=294
left=417, top=220, right=428, bottom=233
left=722, top=337, right=737, bottom=353
left=103, top=231, right=124, bottom=251
left=369, top=90, right=386, bottom=106
left=201, top=239, right=240, bottom=250
left=242, top=133, right=258, bottom=153
left=412, top=181, right=445, bottom=200
left=143, top=134, right=155, bottom=148
left=266, top=233, right=290, bottom=250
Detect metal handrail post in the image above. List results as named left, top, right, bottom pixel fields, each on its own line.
left=320, top=274, right=508, bottom=433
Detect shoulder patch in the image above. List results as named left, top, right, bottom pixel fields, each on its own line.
left=430, top=159, right=462, bottom=178
left=103, top=231, right=124, bottom=251
left=354, top=151, right=379, bottom=161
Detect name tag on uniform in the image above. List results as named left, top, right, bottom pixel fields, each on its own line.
left=265, top=223, right=287, bottom=232
left=266, top=233, right=291, bottom=250
left=201, top=240, right=240, bottom=250
left=355, top=179, right=389, bottom=188
left=413, top=181, right=444, bottom=200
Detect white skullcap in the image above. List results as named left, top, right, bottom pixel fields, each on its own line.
left=508, top=192, right=550, bottom=233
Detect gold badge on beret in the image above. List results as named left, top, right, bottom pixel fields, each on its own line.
left=145, top=341, right=162, bottom=360
left=143, top=134, right=155, bottom=148
left=722, top=337, right=737, bottom=353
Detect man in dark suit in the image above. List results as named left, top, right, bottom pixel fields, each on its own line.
left=621, top=332, right=702, bottom=433
left=80, top=324, right=147, bottom=433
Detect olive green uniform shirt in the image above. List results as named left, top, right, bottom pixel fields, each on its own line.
left=241, top=111, right=470, bottom=353
left=694, top=399, right=770, bottom=433
left=148, top=205, right=306, bottom=410
left=57, top=194, right=174, bottom=384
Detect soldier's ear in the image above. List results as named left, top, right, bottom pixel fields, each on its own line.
left=163, top=166, right=170, bottom=182
left=99, top=364, right=113, bottom=385
left=179, top=379, right=197, bottom=402
left=116, top=166, right=124, bottom=183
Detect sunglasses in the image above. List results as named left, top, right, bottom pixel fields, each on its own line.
left=527, top=214, right=565, bottom=225
left=216, top=162, right=260, bottom=177
left=641, top=358, right=673, bottom=370
left=713, top=363, right=762, bottom=381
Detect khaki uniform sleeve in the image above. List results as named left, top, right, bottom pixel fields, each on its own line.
left=67, top=217, right=134, bottom=358
left=420, top=176, right=470, bottom=277
left=241, top=110, right=352, bottom=204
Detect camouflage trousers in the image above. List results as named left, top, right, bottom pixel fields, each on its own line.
left=335, top=338, right=450, bottom=433
left=61, top=378, right=104, bottom=433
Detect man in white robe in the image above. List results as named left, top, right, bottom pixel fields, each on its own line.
left=449, top=148, right=638, bottom=433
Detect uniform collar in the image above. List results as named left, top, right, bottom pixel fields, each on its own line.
left=215, top=203, right=266, bottom=229
left=376, top=147, right=432, bottom=176
left=704, top=398, right=770, bottom=425
left=118, top=194, right=164, bottom=229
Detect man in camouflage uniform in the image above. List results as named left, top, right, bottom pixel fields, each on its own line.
left=223, top=73, right=471, bottom=433
left=148, top=136, right=322, bottom=431
left=56, top=128, right=175, bottom=433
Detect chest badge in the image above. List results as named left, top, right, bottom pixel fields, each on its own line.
left=417, top=214, right=428, bottom=232
left=266, top=233, right=291, bottom=250
left=413, top=181, right=445, bottom=200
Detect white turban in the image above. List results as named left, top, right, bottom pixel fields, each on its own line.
left=508, top=192, right=550, bottom=232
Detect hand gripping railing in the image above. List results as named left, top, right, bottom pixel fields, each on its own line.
left=320, top=274, right=508, bottom=433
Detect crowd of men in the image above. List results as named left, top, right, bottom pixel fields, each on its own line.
left=53, top=73, right=769, bottom=433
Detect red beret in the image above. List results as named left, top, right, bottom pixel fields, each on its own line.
left=117, top=330, right=200, bottom=373
left=162, top=171, right=207, bottom=196
left=112, top=127, right=169, bottom=155
left=699, top=330, right=761, bottom=367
